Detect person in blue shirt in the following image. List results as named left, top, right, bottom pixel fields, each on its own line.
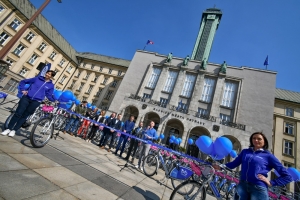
left=1, top=70, right=56, bottom=137
left=214, top=132, right=292, bottom=200
left=135, top=120, right=157, bottom=171
left=114, top=115, right=135, bottom=157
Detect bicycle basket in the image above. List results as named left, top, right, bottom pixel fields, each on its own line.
left=42, top=105, right=54, bottom=112
left=170, top=166, right=193, bottom=180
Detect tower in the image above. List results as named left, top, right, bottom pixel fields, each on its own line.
left=191, top=8, right=222, bottom=61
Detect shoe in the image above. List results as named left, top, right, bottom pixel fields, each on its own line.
left=8, top=130, right=15, bottom=137
left=124, top=157, right=129, bottom=160
left=70, top=133, right=74, bottom=136
left=114, top=151, right=117, bottom=155
left=107, top=149, right=111, bottom=152
left=135, top=165, right=139, bottom=169
left=63, top=131, right=66, bottom=134
left=101, top=146, right=105, bottom=149
left=1, top=129, right=10, bottom=136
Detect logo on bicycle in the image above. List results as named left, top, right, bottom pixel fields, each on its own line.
left=180, top=169, right=188, bottom=177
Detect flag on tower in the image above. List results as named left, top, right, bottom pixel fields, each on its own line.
left=264, top=56, right=269, bottom=67
left=146, top=40, right=154, bottom=45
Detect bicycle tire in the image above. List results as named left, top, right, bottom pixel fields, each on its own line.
left=226, top=185, right=236, bottom=200
left=142, top=154, right=158, bottom=176
left=30, top=117, right=53, bottom=148
left=170, top=180, right=206, bottom=200
left=0, top=97, right=6, bottom=104
left=3, top=113, right=14, bottom=130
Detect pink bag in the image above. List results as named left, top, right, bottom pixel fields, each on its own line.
left=42, top=105, right=54, bottom=112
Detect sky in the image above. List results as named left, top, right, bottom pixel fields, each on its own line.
left=30, top=0, right=300, bottom=92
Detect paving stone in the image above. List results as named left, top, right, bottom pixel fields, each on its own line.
left=89, top=162, right=121, bottom=175
left=0, top=141, right=37, bottom=154
left=65, top=164, right=106, bottom=181
left=40, top=152, right=82, bottom=166
left=0, top=169, right=59, bottom=200
left=25, top=189, right=78, bottom=200
left=121, top=185, right=160, bottom=200
left=0, top=153, right=28, bottom=171
left=34, top=166, right=87, bottom=188
left=9, top=153, right=61, bottom=169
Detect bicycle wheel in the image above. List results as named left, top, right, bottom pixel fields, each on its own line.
left=170, top=180, right=206, bottom=200
left=30, top=109, right=42, bottom=124
left=3, top=113, right=14, bottom=130
left=142, top=154, right=158, bottom=176
left=226, top=185, right=236, bottom=200
left=0, top=97, right=6, bottom=104
left=30, top=117, right=53, bottom=148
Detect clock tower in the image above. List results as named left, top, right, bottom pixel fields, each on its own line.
left=191, top=8, right=222, bottom=61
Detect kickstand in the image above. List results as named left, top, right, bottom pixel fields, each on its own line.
left=53, top=130, right=64, bottom=140
left=118, top=159, right=136, bottom=174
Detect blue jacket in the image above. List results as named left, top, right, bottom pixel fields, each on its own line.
left=225, top=148, right=292, bottom=188
left=142, top=128, right=157, bottom=141
left=122, top=120, right=135, bottom=134
left=19, top=76, right=55, bottom=102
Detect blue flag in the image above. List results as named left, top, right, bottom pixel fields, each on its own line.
left=264, top=56, right=269, bottom=66
left=38, top=63, right=51, bottom=77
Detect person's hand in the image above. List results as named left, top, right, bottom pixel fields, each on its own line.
left=257, top=174, right=271, bottom=186
left=124, top=130, right=126, bottom=133
left=22, top=91, right=28, bottom=95
left=212, top=164, right=221, bottom=171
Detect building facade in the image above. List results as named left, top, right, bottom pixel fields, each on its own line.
left=273, top=88, right=300, bottom=194
left=109, top=50, right=277, bottom=159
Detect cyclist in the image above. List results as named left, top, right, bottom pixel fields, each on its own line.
left=1, top=70, right=56, bottom=137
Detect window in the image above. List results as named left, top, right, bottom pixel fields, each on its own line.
left=91, top=64, right=94, bottom=70
left=283, top=162, right=293, bottom=168
left=0, top=5, right=5, bottom=12
left=0, top=75, right=7, bottom=82
left=66, top=66, right=73, bottom=73
left=220, top=113, right=231, bottom=124
left=102, top=77, right=108, bottom=84
left=69, top=80, right=76, bottom=89
left=54, top=68, right=59, bottom=74
left=99, top=66, right=103, bottom=72
left=59, top=59, right=65, bottom=66
left=181, top=74, right=196, bottom=97
left=143, top=93, right=151, bottom=99
left=201, top=77, right=216, bottom=102
left=82, top=63, right=86, bottom=67
left=82, top=97, right=87, bottom=101
left=59, top=75, right=67, bottom=84
left=147, top=68, right=161, bottom=89
left=104, top=90, right=114, bottom=100
left=93, top=75, right=99, bottom=82
left=78, top=83, right=84, bottom=91
left=86, top=85, right=94, bottom=94
left=160, top=98, right=168, bottom=108
left=19, top=67, right=28, bottom=76
left=221, top=81, right=238, bottom=108
left=283, top=140, right=293, bottom=156
left=3, top=78, right=18, bottom=93
left=163, top=71, right=178, bottom=93
left=92, top=99, right=97, bottom=105
left=286, top=108, right=294, bottom=117
left=95, top=88, right=103, bottom=97
left=177, top=101, right=188, bottom=112
left=108, top=68, right=112, bottom=74
left=38, top=42, right=47, bottom=51
left=197, top=108, right=208, bottom=117
left=0, top=32, right=9, bottom=45
left=28, top=54, right=38, bottom=64
left=13, top=44, right=25, bottom=56
left=25, top=31, right=35, bottom=42
left=49, top=51, right=56, bottom=60
left=84, top=73, right=90, bottom=80
left=117, top=70, right=122, bottom=76
left=10, top=18, right=21, bottom=30
left=6, top=58, right=14, bottom=67
left=111, top=80, right=118, bottom=88
left=75, top=71, right=81, bottom=78
left=284, top=122, right=294, bottom=135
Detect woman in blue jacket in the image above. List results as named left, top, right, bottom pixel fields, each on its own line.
left=1, top=70, right=56, bottom=137
left=215, top=132, right=292, bottom=199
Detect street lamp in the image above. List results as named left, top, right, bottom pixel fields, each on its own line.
left=0, top=0, right=62, bottom=60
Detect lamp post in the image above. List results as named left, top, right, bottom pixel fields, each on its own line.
left=0, top=0, right=62, bottom=60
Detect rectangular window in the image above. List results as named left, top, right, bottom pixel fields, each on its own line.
left=75, top=71, right=81, bottom=78
left=10, top=18, right=21, bottom=30
left=95, top=88, right=103, bottom=97
left=66, top=66, right=73, bottom=73
left=104, top=90, right=114, bottom=100
left=28, top=54, right=38, bottom=64
left=284, top=122, right=294, bottom=135
left=284, top=140, right=293, bottom=156
left=147, top=68, right=161, bottom=89
left=160, top=98, right=168, bottom=108
left=86, top=85, right=94, bottom=94
left=220, top=113, right=231, bottom=124
left=82, top=97, right=87, bottom=101
left=91, top=64, right=94, bottom=70
left=93, top=75, right=99, bottom=82
left=286, top=108, right=294, bottom=117
left=108, top=68, right=112, bottom=74
left=49, top=51, right=56, bottom=60
left=6, top=58, right=14, bottom=67
left=197, top=108, right=208, bottom=117
left=19, top=67, right=28, bottom=76
left=181, top=74, right=196, bottom=97
left=92, top=99, right=97, bottom=105
left=69, top=80, right=76, bottom=89
left=82, top=63, right=86, bottom=67
left=13, top=44, right=25, bottom=56
left=283, top=162, right=293, bottom=168
left=59, top=59, right=65, bottom=66
left=3, top=78, right=18, bottom=93
left=163, top=70, right=178, bottom=93
left=117, top=70, right=122, bottom=76
left=0, top=5, right=5, bottom=12
left=102, top=77, right=108, bottom=84
left=177, top=101, right=188, bottom=112
left=59, top=75, right=67, bottom=84
left=78, top=83, right=84, bottom=91
left=201, top=77, right=216, bottom=102
left=25, top=31, right=35, bottom=42
left=54, top=68, right=59, bottom=74
left=99, top=66, right=103, bottom=72
left=221, top=81, right=238, bottom=108
left=38, top=42, right=47, bottom=51
left=111, top=80, right=118, bottom=88
left=0, top=32, right=9, bottom=45
left=84, top=73, right=90, bottom=80
left=0, top=75, right=7, bottom=82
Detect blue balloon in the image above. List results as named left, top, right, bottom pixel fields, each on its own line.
left=188, top=138, right=194, bottom=145
left=60, top=90, right=73, bottom=101
left=72, top=95, right=76, bottom=101
left=155, top=136, right=159, bottom=140
left=195, top=136, right=213, bottom=155
left=97, top=110, right=101, bottom=115
left=160, top=134, right=165, bottom=139
left=105, top=115, right=109, bottom=119
left=53, top=90, right=63, bottom=100
left=213, top=137, right=233, bottom=158
left=75, top=99, right=80, bottom=105
left=169, top=139, right=174, bottom=144
left=230, top=150, right=237, bottom=158
left=87, top=103, right=91, bottom=108
left=171, top=135, right=176, bottom=140
left=59, top=100, right=72, bottom=110
left=178, top=138, right=182, bottom=144
left=121, top=122, right=124, bottom=127
left=210, top=147, right=225, bottom=160
left=287, top=167, right=300, bottom=181
left=175, top=138, right=180, bottom=145
left=91, top=105, right=96, bottom=110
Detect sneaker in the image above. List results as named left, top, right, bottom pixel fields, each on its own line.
left=107, top=149, right=111, bottom=152
left=8, top=130, right=15, bottom=137
left=135, top=165, right=139, bottom=169
left=70, top=133, right=74, bottom=136
left=63, top=131, right=66, bottom=134
left=140, top=167, right=143, bottom=172
left=1, top=129, right=11, bottom=136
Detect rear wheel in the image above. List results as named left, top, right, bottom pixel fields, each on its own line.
left=30, top=117, right=53, bottom=148
left=142, top=154, right=158, bottom=176
left=170, top=180, right=206, bottom=200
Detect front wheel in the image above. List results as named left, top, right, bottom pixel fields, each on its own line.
left=30, top=117, right=53, bottom=148
left=142, top=154, right=158, bottom=176
left=170, top=180, right=206, bottom=200
left=3, top=112, right=14, bottom=130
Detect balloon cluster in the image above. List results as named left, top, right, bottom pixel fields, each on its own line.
left=287, top=167, right=300, bottom=182
left=169, top=135, right=182, bottom=145
left=195, top=136, right=236, bottom=160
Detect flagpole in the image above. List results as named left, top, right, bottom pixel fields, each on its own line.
left=143, top=45, right=147, bottom=50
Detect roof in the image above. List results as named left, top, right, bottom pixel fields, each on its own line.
left=275, top=88, right=300, bottom=104
left=76, top=52, right=131, bottom=68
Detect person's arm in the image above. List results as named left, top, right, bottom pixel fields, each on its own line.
left=45, top=85, right=55, bottom=102
left=224, top=149, right=244, bottom=169
left=19, top=77, right=36, bottom=91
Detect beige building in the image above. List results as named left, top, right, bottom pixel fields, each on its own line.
left=0, top=0, right=130, bottom=108
left=273, top=88, right=300, bottom=194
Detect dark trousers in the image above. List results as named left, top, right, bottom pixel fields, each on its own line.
left=108, top=132, right=117, bottom=149
left=8, top=96, right=40, bottom=131
left=115, top=134, right=128, bottom=155
left=88, top=125, right=98, bottom=140
left=99, top=130, right=109, bottom=146
left=125, top=138, right=139, bottom=159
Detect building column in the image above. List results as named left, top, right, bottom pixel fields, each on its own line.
left=169, top=69, right=185, bottom=105
left=189, top=73, right=205, bottom=111
left=181, top=130, right=188, bottom=148
left=209, top=76, right=225, bottom=117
